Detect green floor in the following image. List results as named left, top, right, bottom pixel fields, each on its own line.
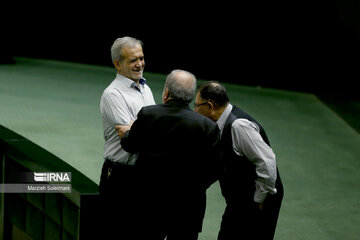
left=1, top=58, right=359, bottom=239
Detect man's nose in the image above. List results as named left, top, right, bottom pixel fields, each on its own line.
left=136, top=59, right=144, bottom=68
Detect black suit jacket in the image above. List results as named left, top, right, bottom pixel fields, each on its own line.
left=121, top=99, right=221, bottom=233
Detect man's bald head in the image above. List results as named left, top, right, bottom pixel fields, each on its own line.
left=164, top=69, right=197, bottom=104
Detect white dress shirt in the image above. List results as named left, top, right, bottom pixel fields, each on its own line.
left=100, top=73, right=155, bottom=165
left=217, top=103, right=277, bottom=203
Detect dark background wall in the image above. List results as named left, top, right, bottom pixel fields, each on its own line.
left=2, top=1, right=360, bottom=97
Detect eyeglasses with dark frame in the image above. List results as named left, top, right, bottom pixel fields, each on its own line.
left=194, top=102, right=208, bottom=108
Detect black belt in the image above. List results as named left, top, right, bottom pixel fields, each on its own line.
left=105, top=159, right=134, bottom=167
left=104, top=159, right=134, bottom=180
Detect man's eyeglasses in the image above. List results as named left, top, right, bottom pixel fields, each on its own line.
left=194, top=102, right=208, bottom=108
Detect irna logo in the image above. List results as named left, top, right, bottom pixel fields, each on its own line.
left=34, top=172, right=71, bottom=182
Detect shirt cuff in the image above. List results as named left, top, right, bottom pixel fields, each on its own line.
left=254, top=188, right=268, bottom=203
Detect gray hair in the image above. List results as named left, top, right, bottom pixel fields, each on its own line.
left=110, top=36, right=143, bottom=62
left=164, top=70, right=197, bottom=104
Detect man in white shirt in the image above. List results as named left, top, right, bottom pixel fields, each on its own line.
left=194, top=81, right=284, bottom=240
left=99, top=36, right=155, bottom=239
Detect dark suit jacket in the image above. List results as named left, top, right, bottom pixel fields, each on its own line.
left=121, top=99, right=222, bottom=233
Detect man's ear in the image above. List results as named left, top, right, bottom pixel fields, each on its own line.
left=114, top=60, right=121, bottom=72
left=162, top=88, right=170, bottom=103
left=207, top=101, right=215, bottom=111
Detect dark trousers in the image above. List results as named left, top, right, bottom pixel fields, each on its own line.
left=166, top=232, right=199, bottom=240
left=99, top=160, right=201, bottom=240
left=99, top=160, right=139, bottom=239
left=218, top=193, right=283, bottom=240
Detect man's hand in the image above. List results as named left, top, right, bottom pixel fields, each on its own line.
left=115, top=121, right=134, bottom=138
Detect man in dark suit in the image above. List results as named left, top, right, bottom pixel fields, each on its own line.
left=194, top=81, right=284, bottom=240
left=116, top=70, right=222, bottom=240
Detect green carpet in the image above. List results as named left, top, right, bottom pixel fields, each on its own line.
left=1, top=57, right=359, bottom=240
